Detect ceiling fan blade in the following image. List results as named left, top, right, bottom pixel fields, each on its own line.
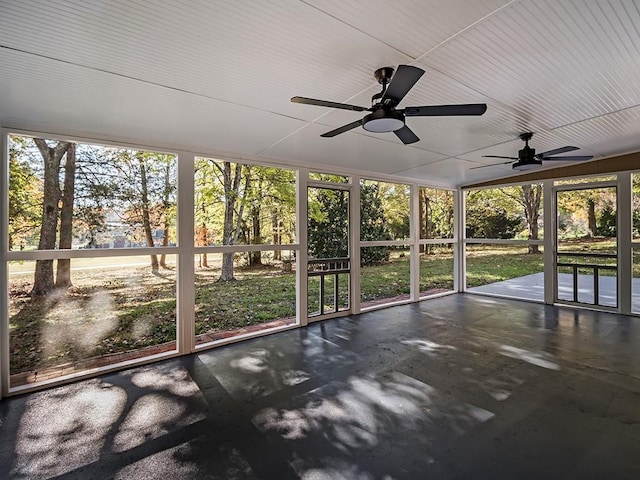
left=394, top=125, right=420, bottom=144
left=482, top=155, right=518, bottom=160
left=291, top=96, right=368, bottom=112
left=537, top=145, right=579, bottom=157
left=404, top=103, right=487, bottom=116
left=542, top=155, right=594, bottom=161
left=470, top=160, right=513, bottom=170
left=381, top=65, right=425, bottom=106
left=320, top=119, right=363, bottom=137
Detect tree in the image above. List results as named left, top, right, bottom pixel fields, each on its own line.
left=31, top=139, right=71, bottom=296
left=243, top=166, right=296, bottom=266
left=586, top=197, right=597, bottom=237
left=194, top=160, right=296, bottom=273
left=307, top=183, right=392, bottom=265
left=308, top=188, right=349, bottom=259
left=110, top=149, right=176, bottom=272
left=218, top=161, right=244, bottom=281
left=633, top=175, right=640, bottom=237
left=419, top=188, right=454, bottom=253
left=55, top=143, right=76, bottom=288
left=71, top=144, right=118, bottom=248
left=248, top=168, right=264, bottom=266
left=159, top=157, right=176, bottom=268
left=597, top=205, right=616, bottom=237
left=465, top=188, right=523, bottom=240
left=496, top=184, right=542, bottom=253
left=8, top=138, right=42, bottom=250
left=556, top=187, right=615, bottom=239
left=360, top=183, right=392, bottom=264
left=74, top=205, right=106, bottom=248
left=137, top=152, right=159, bottom=273
left=518, top=184, right=542, bottom=253
left=194, top=160, right=216, bottom=268
left=379, top=182, right=410, bottom=240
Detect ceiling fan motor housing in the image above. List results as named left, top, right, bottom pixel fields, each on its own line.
left=362, top=108, right=405, bottom=133
left=519, top=146, right=536, bottom=160
left=513, top=145, right=540, bottom=170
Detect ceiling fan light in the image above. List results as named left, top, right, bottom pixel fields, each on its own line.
left=362, top=110, right=405, bottom=133
left=512, top=159, right=542, bottom=171
left=363, top=117, right=404, bottom=132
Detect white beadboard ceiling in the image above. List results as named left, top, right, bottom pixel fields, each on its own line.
left=1, top=0, right=640, bottom=187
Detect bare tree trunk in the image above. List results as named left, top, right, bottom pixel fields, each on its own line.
left=520, top=184, right=542, bottom=254
left=197, top=200, right=208, bottom=267
left=159, top=228, right=169, bottom=267
left=233, top=169, right=250, bottom=244
left=56, top=143, right=76, bottom=289
left=31, top=139, right=70, bottom=295
left=250, top=205, right=262, bottom=266
left=220, top=162, right=241, bottom=281
left=196, top=223, right=208, bottom=267
left=419, top=191, right=426, bottom=253
left=587, top=197, right=597, bottom=237
left=160, top=160, right=171, bottom=268
left=272, top=210, right=281, bottom=260
left=138, top=154, right=159, bottom=273
left=425, top=195, right=432, bottom=254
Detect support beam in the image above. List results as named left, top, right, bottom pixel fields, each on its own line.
left=543, top=181, right=555, bottom=305
left=296, top=169, right=309, bottom=326
left=618, top=172, right=632, bottom=314
left=177, top=152, right=196, bottom=354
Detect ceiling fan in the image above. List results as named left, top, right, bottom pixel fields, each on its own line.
left=291, top=65, right=487, bottom=145
left=472, top=132, right=594, bottom=171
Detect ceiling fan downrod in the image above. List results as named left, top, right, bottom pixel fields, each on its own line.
left=371, top=66, right=394, bottom=106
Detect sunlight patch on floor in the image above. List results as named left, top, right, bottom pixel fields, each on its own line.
left=401, top=338, right=457, bottom=354
left=230, top=349, right=270, bottom=373
left=499, top=345, right=560, bottom=370
left=253, top=371, right=496, bottom=453
left=114, top=393, right=191, bottom=452
left=12, top=381, right=127, bottom=478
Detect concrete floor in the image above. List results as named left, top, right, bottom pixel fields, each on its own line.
left=1, top=294, right=639, bottom=479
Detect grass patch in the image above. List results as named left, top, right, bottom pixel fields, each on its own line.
left=420, top=246, right=454, bottom=292
left=195, top=266, right=296, bottom=334
left=361, top=252, right=411, bottom=302
left=466, top=245, right=544, bottom=287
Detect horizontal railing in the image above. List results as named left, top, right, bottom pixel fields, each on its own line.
left=556, top=252, right=617, bottom=305
left=308, top=257, right=350, bottom=315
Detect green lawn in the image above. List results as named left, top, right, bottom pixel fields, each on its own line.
left=465, top=245, right=543, bottom=287
left=195, top=266, right=296, bottom=334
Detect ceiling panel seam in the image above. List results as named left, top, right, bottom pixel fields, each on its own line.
left=0, top=44, right=309, bottom=122
left=299, top=0, right=415, bottom=59
left=412, top=0, right=521, bottom=64
left=390, top=156, right=477, bottom=176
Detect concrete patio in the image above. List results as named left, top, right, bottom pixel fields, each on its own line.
left=467, top=272, right=640, bottom=310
